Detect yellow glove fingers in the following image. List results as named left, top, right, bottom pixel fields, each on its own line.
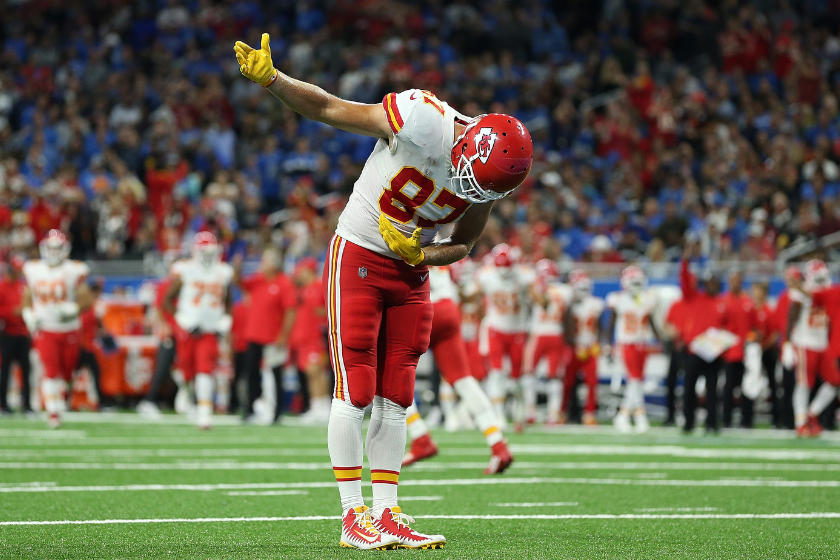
left=235, top=52, right=247, bottom=66
left=410, top=227, right=422, bottom=244
left=234, top=41, right=254, bottom=54
left=261, top=33, right=271, bottom=55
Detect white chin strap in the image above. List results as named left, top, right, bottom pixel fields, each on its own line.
left=451, top=154, right=511, bottom=204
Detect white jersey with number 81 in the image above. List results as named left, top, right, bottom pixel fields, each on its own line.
left=172, top=259, right=233, bottom=333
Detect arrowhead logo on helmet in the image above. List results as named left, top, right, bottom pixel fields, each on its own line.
left=474, top=127, right=498, bottom=164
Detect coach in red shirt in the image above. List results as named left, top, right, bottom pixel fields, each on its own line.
left=680, top=251, right=728, bottom=433
left=0, top=258, right=32, bottom=414
left=238, top=248, right=297, bottom=422
left=720, top=268, right=759, bottom=428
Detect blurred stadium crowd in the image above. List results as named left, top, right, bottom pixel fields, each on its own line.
left=2, top=0, right=840, bottom=265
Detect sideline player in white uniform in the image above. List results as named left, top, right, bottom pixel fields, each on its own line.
left=403, top=266, right=513, bottom=474
left=234, top=33, right=532, bottom=549
left=785, top=260, right=839, bottom=437
left=21, top=230, right=93, bottom=428
left=164, top=232, right=234, bottom=430
left=605, top=266, right=660, bottom=433
left=524, top=259, right=572, bottom=425
left=562, top=270, right=605, bottom=426
left=477, top=244, right=532, bottom=423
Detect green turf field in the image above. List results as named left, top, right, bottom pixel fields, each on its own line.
left=1, top=414, right=839, bottom=559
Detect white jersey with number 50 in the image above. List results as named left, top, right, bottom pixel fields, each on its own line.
left=171, top=260, right=234, bottom=333
left=336, top=89, right=473, bottom=259
left=22, top=259, right=89, bottom=332
left=530, top=282, right=572, bottom=336
left=606, top=290, right=656, bottom=344
left=790, top=289, right=828, bottom=351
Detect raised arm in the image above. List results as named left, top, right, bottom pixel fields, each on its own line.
left=235, top=34, right=392, bottom=139
left=680, top=258, right=697, bottom=301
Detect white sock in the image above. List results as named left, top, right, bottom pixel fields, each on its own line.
left=439, top=381, right=457, bottom=422
left=486, top=369, right=507, bottom=420
left=195, top=373, right=214, bottom=423
left=328, top=398, right=365, bottom=513
left=793, top=384, right=810, bottom=428
left=310, top=396, right=330, bottom=413
left=42, top=378, right=64, bottom=415
left=546, top=378, right=562, bottom=422
left=520, top=373, right=537, bottom=418
left=366, top=396, right=406, bottom=518
left=809, top=384, right=838, bottom=417
left=454, top=376, right=503, bottom=446
left=624, top=379, right=644, bottom=412
left=406, top=401, right=429, bottom=441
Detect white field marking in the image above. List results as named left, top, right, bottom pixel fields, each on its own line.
left=30, top=412, right=333, bottom=427
left=0, top=429, right=87, bottom=438
left=0, top=482, right=55, bottom=488
left=0, top=436, right=329, bottom=447
left=4, top=513, right=840, bottom=527
left=0, top=448, right=330, bottom=458
left=2, top=477, right=840, bottom=494
left=4, top=460, right=840, bottom=473
left=498, top=444, right=840, bottom=462
left=499, top=424, right=840, bottom=442
left=635, top=508, right=719, bottom=512
left=362, top=496, right=444, bottom=502
left=225, top=490, right=309, bottom=496
left=492, top=502, right=579, bottom=507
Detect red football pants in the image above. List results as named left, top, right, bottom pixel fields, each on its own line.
left=487, top=328, right=526, bottom=379
left=429, top=299, right=471, bottom=385
left=622, top=343, right=649, bottom=380
left=564, top=354, right=598, bottom=414
left=464, top=340, right=487, bottom=381
left=176, top=330, right=219, bottom=382
left=795, top=346, right=840, bottom=387
left=323, top=236, right=433, bottom=408
left=34, top=330, right=80, bottom=381
left=524, top=334, right=566, bottom=378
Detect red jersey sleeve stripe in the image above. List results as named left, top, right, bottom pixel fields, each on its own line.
left=383, top=93, right=404, bottom=134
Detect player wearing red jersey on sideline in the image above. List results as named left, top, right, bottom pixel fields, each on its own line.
left=21, top=230, right=94, bottom=428
left=477, top=244, right=533, bottom=424
left=752, top=281, right=782, bottom=427
left=775, top=265, right=804, bottom=429
left=606, top=266, right=659, bottom=434
left=403, top=266, right=513, bottom=475
left=164, top=232, right=234, bottom=429
left=227, top=298, right=251, bottom=415
left=235, top=33, right=532, bottom=549
left=290, top=257, right=330, bottom=425
left=0, top=257, right=33, bottom=415
left=563, top=270, right=605, bottom=426
left=787, top=260, right=839, bottom=437
left=524, top=259, right=571, bottom=426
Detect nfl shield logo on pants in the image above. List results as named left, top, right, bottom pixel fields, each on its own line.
left=358, top=267, right=367, bottom=279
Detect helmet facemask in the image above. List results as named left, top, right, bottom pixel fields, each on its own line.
left=40, top=239, right=69, bottom=267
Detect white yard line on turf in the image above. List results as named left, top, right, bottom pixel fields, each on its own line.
left=225, top=490, right=309, bottom=496
left=492, top=502, right=579, bottom=507
left=635, top=508, right=719, bottom=512
left=0, top=449, right=330, bottom=458
left=2, top=477, right=840, bottom=494
left=363, top=496, right=444, bottom=501
left=4, top=513, right=840, bottom=526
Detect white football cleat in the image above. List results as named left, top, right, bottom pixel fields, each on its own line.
left=613, top=411, right=632, bottom=434
left=633, top=411, right=650, bottom=434
left=47, top=413, right=61, bottom=429
left=373, top=507, right=445, bottom=549
left=136, top=400, right=162, bottom=420
left=340, top=506, right=399, bottom=550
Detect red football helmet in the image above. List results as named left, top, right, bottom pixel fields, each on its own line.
left=535, top=258, right=560, bottom=282
left=451, top=113, right=533, bottom=203
left=620, top=265, right=647, bottom=294
left=39, top=229, right=70, bottom=267
left=491, top=243, right=518, bottom=268
left=804, top=259, right=830, bottom=290
left=192, top=231, right=220, bottom=268
left=568, top=269, right=592, bottom=298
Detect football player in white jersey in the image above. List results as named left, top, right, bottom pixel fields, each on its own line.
left=562, top=270, right=605, bottom=426
left=235, top=34, right=532, bottom=549
left=477, top=244, right=532, bottom=423
left=524, top=259, right=572, bottom=425
left=785, top=260, right=839, bottom=437
left=403, top=266, right=513, bottom=474
left=163, top=232, right=234, bottom=430
left=21, top=230, right=93, bottom=428
left=605, top=266, right=660, bottom=434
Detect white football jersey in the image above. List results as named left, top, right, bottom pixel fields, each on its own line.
left=335, top=89, right=473, bottom=258
left=606, top=290, right=656, bottom=344
left=460, top=300, right=481, bottom=341
left=172, top=259, right=234, bottom=332
left=790, top=289, right=828, bottom=351
left=429, top=266, right=459, bottom=304
left=530, top=282, right=573, bottom=336
left=23, top=259, right=89, bottom=332
left=571, top=295, right=605, bottom=348
left=477, top=266, right=531, bottom=334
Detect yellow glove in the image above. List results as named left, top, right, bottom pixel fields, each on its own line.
left=589, top=343, right=601, bottom=358
left=378, top=213, right=425, bottom=266
left=233, top=33, right=278, bottom=87
left=576, top=348, right=590, bottom=361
